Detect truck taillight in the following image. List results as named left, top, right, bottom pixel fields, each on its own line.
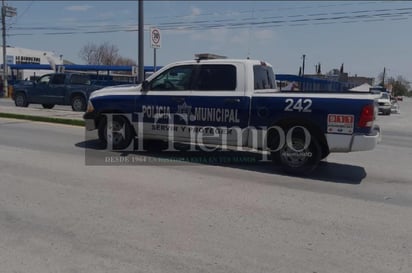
left=358, top=104, right=374, bottom=128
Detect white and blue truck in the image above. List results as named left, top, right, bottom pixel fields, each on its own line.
left=84, top=54, right=381, bottom=174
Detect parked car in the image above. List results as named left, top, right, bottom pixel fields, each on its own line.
left=12, top=73, right=108, bottom=111
left=376, top=92, right=392, bottom=115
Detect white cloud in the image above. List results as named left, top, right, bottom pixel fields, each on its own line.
left=191, top=7, right=201, bottom=17
left=65, top=5, right=92, bottom=12
left=183, top=6, right=201, bottom=20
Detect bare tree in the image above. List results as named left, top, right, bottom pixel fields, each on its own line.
left=78, top=43, right=98, bottom=64
left=79, top=42, right=132, bottom=65
left=114, top=56, right=136, bottom=66
left=99, top=42, right=119, bottom=65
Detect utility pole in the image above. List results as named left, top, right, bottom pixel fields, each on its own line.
left=1, top=0, right=16, bottom=97
left=301, top=54, right=306, bottom=76
left=138, top=0, right=144, bottom=83
left=382, top=67, right=386, bottom=87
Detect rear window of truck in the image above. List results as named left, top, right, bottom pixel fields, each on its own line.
left=254, top=65, right=276, bottom=90
left=194, top=64, right=236, bottom=91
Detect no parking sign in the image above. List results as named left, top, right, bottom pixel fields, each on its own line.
left=150, top=27, right=161, bottom=49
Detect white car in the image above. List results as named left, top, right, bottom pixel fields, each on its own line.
left=377, top=92, right=392, bottom=115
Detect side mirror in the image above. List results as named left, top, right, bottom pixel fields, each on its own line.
left=141, top=80, right=149, bottom=91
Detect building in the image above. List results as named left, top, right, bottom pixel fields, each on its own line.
left=348, top=75, right=375, bottom=86
left=305, top=68, right=375, bottom=89
left=0, top=46, right=63, bottom=81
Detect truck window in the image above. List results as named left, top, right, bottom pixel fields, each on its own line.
left=253, top=65, right=276, bottom=90
left=70, top=74, right=91, bottom=85
left=193, top=64, right=236, bottom=91
left=50, top=74, right=66, bottom=84
left=149, top=65, right=194, bottom=91
left=38, top=75, right=51, bottom=85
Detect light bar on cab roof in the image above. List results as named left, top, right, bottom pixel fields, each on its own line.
left=195, top=53, right=227, bottom=61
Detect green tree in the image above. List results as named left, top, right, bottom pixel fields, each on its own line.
left=387, top=76, right=410, bottom=97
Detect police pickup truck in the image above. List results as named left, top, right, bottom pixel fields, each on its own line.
left=13, top=73, right=106, bottom=111
left=84, top=54, right=381, bottom=174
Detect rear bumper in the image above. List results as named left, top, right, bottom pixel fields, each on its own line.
left=326, top=125, right=381, bottom=152
left=350, top=125, right=381, bottom=151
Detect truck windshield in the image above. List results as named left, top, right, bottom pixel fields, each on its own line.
left=381, top=93, right=389, bottom=99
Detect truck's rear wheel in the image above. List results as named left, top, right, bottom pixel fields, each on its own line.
left=71, top=95, right=86, bottom=112
left=271, top=127, right=321, bottom=175
left=98, top=115, right=134, bottom=150
left=42, top=104, right=55, bottom=109
left=14, top=93, right=29, bottom=107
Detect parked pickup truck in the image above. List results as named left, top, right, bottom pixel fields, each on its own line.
left=12, top=73, right=106, bottom=111
left=84, top=54, right=381, bottom=174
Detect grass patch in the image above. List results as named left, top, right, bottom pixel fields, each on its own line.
left=0, top=112, right=85, bottom=126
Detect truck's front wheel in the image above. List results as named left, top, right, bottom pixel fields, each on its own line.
left=71, top=95, right=86, bottom=112
left=271, top=128, right=321, bottom=175
left=98, top=115, right=134, bottom=150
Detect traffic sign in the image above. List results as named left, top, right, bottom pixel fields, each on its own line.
left=150, top=27, right=161, bottom=49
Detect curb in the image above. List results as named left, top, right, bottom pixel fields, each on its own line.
left=0, top=112, right=85, bottom=127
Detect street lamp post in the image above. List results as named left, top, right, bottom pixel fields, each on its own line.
left=302, top=54, right=306, bottom=76
left=300, top=54, right=306, bottom=91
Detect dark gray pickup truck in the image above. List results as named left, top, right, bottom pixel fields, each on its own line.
left=12, top=73, right=105, bottom=111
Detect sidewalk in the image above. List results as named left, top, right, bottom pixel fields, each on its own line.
left=0, top=98, right=84, bottom=125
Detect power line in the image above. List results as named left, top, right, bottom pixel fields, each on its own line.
left=6, top=3, right=412, bottom=36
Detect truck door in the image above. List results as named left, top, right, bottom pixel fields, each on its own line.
left=136, top=65, right=195, bottom=143
left=185, top=64, right=250, bottom=147
left=47, top=74, right=66, bottom=104
left=29, top=74, right=52, bottom=104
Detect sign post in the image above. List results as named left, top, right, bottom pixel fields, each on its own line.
left=150, top=27, right=161, bottom=73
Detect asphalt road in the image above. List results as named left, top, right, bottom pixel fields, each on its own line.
left=0, top=99, right=411, bottom=273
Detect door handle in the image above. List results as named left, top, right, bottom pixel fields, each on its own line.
left=224, top=98, right=241, bottom=104
left=172, top=97, right=185, bottom=104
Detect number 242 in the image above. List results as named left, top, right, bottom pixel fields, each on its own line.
left=284, top=98, right=312, bottom=112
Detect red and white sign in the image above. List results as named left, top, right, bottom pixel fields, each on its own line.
left=150, top=27, right=161, bottom=49
left=327, top=114, right=354, bottom=134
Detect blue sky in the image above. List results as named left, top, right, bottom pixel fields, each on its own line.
left=6, top=1, right=412, bottom=83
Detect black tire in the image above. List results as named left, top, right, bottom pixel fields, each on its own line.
left=14, top=92, right=29, bottom=107
left=98, top=115, right=134, bottom=150
left=71, top=95, right=86, bottom=112
left=42, top=104, right=55, bottom=109
left=271, top=126, right=321, bottom=175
